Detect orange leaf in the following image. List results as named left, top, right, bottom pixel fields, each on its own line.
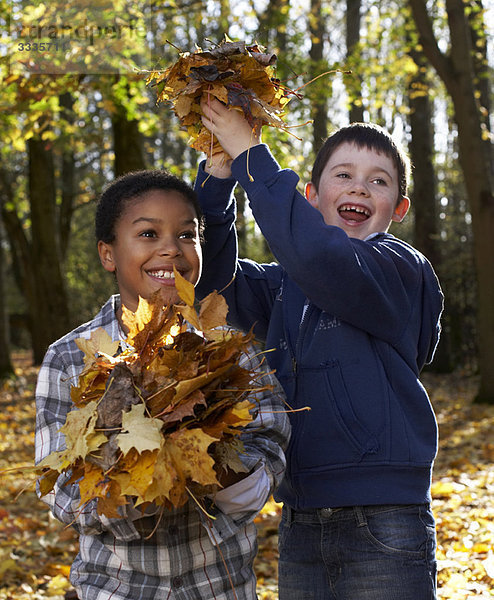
left=199, top=291, right=229, bottom=330
left=78, top=462, right=106, bottom=505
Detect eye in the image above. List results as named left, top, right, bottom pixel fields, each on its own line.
left=372, top=177, right=388, bottom=186
left=139, top=229, right=157, bottom=238
left=336, top=172, right=350, bottom=179
left=178, top=230, right=197, bottom=240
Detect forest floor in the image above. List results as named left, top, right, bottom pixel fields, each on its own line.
left=0, top=353, right=493, bottom=599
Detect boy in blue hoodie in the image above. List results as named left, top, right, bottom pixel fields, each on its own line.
left=194, top=98, right=443, bottom=600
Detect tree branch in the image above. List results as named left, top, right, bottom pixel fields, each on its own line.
left=407, top=0, right=455, bottom=93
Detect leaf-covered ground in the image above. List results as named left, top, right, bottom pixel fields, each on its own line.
left=0, top=355, right=493, bottom=599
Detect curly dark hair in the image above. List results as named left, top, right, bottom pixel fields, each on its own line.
left=311, top=122, right=411, bottom=203
left=95, top=170, right=204, bottom=243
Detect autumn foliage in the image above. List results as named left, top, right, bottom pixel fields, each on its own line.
left=36, top=269, right=269, bottom=518
left=145, top=38, right=291, bottom=156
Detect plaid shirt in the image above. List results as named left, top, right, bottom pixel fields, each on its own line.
left=35, top=295, right=290, bottom=600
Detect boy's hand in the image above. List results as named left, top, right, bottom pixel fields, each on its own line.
left=200, top=96, right=262, bottom=160
left=203, top=150, right=233, bottom=179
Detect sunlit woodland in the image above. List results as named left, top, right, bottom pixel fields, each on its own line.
left=0, top=0, right=493, bottom=598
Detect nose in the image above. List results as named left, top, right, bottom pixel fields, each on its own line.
left=157, top=235, right=182, bottom=256
left=350, top=178, right=370, bottom=196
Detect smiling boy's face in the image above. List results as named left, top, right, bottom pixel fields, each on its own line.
left=98, top=189, right=202, bottom=313
left=305, top=142, right=410, bottom=240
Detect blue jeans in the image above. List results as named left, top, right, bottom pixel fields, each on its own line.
left=278, top=504, right=437, bottom=600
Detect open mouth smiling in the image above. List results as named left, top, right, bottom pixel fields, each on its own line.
left=338, top=204, right=371, bottom=223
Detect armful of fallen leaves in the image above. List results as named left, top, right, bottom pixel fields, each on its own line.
left=36, top=269, right=275, bottom=520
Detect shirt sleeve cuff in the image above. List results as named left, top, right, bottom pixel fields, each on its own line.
left=211, top=462, right=270, bottom=520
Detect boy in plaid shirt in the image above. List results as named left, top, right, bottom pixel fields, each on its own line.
left=35, top=170, right=290, bottom=600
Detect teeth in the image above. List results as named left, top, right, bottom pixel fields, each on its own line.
left=149, top=270, right=175, bottom=279
left=339, top=205, right=370, bottom=216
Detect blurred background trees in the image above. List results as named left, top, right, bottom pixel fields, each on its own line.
left=0, top=0, right=492, bottom=402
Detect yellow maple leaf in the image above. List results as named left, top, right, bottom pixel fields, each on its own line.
left=122, top=290, right=183, bottom=356
left=122, top=295, right=156, bottom=344
left=165, top=428, right=219, bottom=487
left=52, top=401, right=106, bottom=465
left=116, top=403, right=163, bottom=455
left=174, top=266, right=195, bottom=307
left=75, top=328, right=119, bottom=370
left=142, top=445, right=183, bottom=506
left=37, top=448, right=71, bottom=472
left=112, top=449, right=159, bottom=498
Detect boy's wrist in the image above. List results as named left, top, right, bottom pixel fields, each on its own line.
left=225, top=134, right=262, bottom=161
left=204, top=155, right=233, bottom=179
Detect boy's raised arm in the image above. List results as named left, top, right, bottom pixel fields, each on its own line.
left=199, top=100, right=440, bottom=348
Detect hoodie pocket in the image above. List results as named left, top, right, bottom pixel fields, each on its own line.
left=325, top=361, right=380, bottom=458
left=294, top=362, right=380, bottom=469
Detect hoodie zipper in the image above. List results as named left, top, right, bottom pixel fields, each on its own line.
left=292, top=300, right=312, bottom=373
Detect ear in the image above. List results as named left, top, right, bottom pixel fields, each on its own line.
left=392, top=196, right=410, bottom=223
left=305, top=182, right=319, bottom=209
left=98, top=240, right=116, bottom=273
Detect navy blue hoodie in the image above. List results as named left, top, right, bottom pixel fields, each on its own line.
left=195, top=144, right=444, bottom=509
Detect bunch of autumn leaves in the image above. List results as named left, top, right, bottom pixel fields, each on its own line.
left=145, top=38, right=291, bottom=156
left=38, top=271, right=269, bottom=519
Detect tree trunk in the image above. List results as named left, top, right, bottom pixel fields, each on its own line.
left=408, top=60, right=439, bottom=265
left=468, top=0, right=491, bottom=136
left=112, top=103, right=147, bottom=177
left=0, top=226, right=13, bottom=379
left=408, top=0, right=494, bottom=403
left=59, top=92, right=76, bottom=260
left=346, top=0, right=365, bottom=123
left=217, top=0, right=231, bottom=36
left=258, top=0, right=289, bottom=51
left=0, top=168, right=36, bottom=360
left=28, top=136, right=72, bottom=363
left=407, top=54, right=452, bottom=372
left=309, top=0, right=328, bottom=153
